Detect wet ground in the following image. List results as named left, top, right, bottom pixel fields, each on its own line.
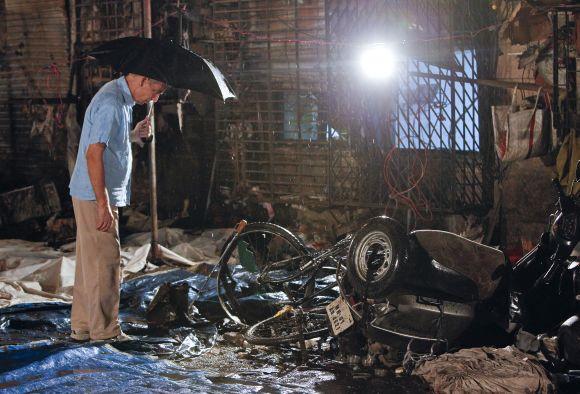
left=0, top=334, right=428, bottom=393
left=0, top=267, right=428, bottom=393
left=0, top=305, right=428, bottom=392
left=178, top=337, right=428, bottom=393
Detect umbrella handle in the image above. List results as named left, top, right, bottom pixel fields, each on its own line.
left=142, top=101, right=154, bottom=144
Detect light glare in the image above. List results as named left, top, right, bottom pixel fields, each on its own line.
left=359, top=44, right=397, bottom=80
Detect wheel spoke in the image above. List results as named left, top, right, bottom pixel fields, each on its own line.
left=217, top=223, right=313, bottom=324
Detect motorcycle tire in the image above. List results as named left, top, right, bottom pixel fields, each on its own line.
left=346, top=216, right=408, bottom=299
left=217, top=222, right=311, bottom=324
left=245, top=307, right=329, bottom=346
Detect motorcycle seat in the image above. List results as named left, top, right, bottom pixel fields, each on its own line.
left=410, top=230, right=507, bottom=300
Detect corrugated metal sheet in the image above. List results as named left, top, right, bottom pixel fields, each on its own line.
left=2, top=0, right=69, bottom=99
left=0, top=0, right=70, bottom=190
left=0, top=1, right=13, bottom=183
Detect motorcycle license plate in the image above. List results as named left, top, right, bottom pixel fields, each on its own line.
left=326, top=296, right=354, bottom=336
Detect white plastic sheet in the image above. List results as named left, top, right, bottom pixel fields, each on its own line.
left=0, top=228, right=231, bottom=308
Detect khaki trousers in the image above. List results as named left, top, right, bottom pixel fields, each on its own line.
left=71, top=198, right=121, bottom=340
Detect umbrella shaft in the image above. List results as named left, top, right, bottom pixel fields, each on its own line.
left=142, top=1, right=159, bottom=260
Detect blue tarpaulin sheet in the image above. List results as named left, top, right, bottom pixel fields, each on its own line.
left=0, top=342, right=235, bottom=393
left=0, top=266, right=340, bottom=392
left=0, top=269, right=227, bottom=392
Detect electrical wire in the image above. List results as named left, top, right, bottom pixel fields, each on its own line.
left=383, top=136, right=433, bottom=226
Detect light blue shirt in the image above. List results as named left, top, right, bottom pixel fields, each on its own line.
left=69, top=77, right=135, bottom=207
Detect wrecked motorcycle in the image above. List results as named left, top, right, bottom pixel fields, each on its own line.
left=340, top=178, right=580, bottom=356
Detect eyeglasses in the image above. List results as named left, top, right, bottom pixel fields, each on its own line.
left=147, top=80, right=167, bottom=96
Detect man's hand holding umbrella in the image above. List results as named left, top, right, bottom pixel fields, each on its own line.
left=131, top=115, right=153, bottom=146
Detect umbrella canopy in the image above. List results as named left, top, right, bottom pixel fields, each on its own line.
left=88, top=37, right=236, bottom=101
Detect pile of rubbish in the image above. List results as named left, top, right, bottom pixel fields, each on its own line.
left=0, top=230, right=417, bottom=392
left=208, top=207, right=580, bottom=392
left=3, top=208, right=580, bottom=393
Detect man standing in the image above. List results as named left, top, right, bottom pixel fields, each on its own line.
left=69, top=73, right=166, bottom=341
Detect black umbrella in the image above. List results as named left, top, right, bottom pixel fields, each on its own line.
left=88, top=37, right=236, bottom=101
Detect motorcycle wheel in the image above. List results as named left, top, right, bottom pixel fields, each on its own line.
left=346, top=216, right=407, bottom=299
left=245, top=307, right=329, bottom=346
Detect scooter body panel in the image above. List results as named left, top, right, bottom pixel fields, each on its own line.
left=411, top=229, right=507, bottom=300
left=368, top=294, right=476, bottom=346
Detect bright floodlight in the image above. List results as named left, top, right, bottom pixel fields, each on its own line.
left=359, top=43, right=397, bottom=80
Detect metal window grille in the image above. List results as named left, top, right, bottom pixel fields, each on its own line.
left=208, top=0, right=494, bottom=212
left=75, top=0, right=143, bottom=95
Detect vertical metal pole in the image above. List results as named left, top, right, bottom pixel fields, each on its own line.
left=449, top=2, right=457, bottom=213
left=144, top=0, right=159, bottom=260
left=294, top=0, right=303, bottom=200
left=324, top=0, right=332, bottom=207
left=266, top=1, right=275, bottom=201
